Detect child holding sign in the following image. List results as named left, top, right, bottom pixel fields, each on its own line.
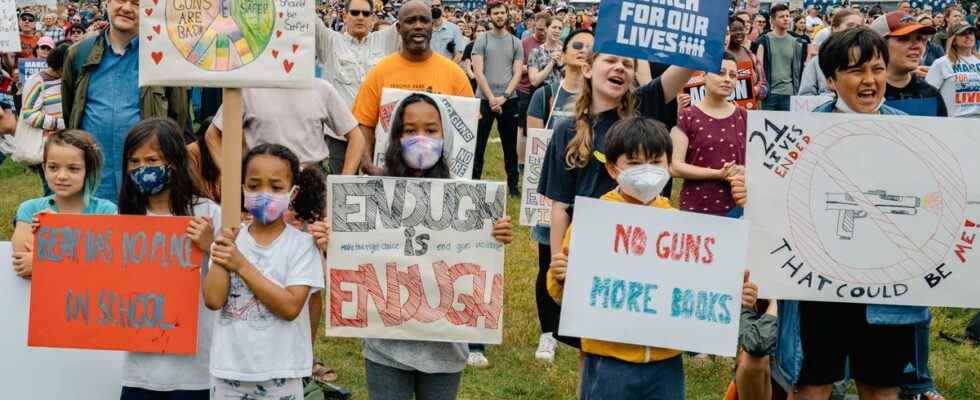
left=360, top=92, right=514, bottom=399
left=204, top=144, right=326, bottom=400
left=116, top=118, right=220, bottom=399
left=11, top=130, right=117, bottom=279
left=547, top=117, right=759, bottom=400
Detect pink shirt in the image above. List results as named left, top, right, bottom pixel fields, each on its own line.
left=677, top=106, right=747, bottom=216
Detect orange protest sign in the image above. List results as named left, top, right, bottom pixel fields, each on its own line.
left=27, top=214, right=203, bottom=354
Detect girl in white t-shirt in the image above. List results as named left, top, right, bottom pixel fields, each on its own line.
left=926, top=23, right=980, bottom=118
left=117, top=118, right=220, bottom=399
left=204, top=143, right=325, bottom=400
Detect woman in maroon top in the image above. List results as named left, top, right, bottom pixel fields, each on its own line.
left=670, top=52, right=747, bottom=216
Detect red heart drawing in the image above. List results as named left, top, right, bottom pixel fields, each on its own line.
left=283, top=59, right=294, bottom=73
left=146, top=35, right=153, bottom=42
left=153, top=25, right=161, bottom=34
left=276, top=30, right=282, bottom=38
left=144, top=8, right=153, bottom=16
left=151, top=0, right=158, bottom=4
left=278, top=11, right=283, bottom=18
left=271, top=49, right=279, bottom=59
left=292, top=44, right=298, bottom=53
left=151, top=51, right=163, bottom=65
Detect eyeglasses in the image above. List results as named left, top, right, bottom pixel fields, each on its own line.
left=571, top=42, right=588, bottom=50
left=348, top=9, right=372, bottom=17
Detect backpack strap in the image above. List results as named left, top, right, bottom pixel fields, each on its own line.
left=72, top=34, right=100, bottom=77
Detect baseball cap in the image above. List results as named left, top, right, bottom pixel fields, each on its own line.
left=38, top=36, right=55, bottom=49
left=871, top=11, right=936, bottom=37
left=949, top=22, right=978, bottom=36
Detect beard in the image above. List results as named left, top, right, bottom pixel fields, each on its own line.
left=431, top=7, right=442, bottom=20
left=492, top=18, right=507, bottom=29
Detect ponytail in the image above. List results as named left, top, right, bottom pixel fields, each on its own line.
left=564, top=54, right=638, bottom=169
left=292, top=166, right=326, bottom=224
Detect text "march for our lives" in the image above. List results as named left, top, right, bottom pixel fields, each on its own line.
left=595, top=0, right=729, bottom=73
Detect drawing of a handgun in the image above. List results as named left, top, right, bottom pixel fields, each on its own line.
left=825, top=190, right=920, bottom=240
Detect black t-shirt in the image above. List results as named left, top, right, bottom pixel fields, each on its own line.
left=538, top=78, right=673, bottom=208
left=884, top=75, right=948, bottom=117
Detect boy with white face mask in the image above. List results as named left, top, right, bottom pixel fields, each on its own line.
left=547, top=116, right=760, bottom=400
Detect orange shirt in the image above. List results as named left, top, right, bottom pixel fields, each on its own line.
left=352, top=52, right=474, bottom=128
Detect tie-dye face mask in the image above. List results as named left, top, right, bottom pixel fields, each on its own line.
left=401, top=136, right=444, bottom=170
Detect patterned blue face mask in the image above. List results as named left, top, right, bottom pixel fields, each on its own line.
left=129, top=165, right=170, bottom=196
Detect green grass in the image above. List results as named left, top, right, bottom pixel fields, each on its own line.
left=1, top=135, right=978, bottom=399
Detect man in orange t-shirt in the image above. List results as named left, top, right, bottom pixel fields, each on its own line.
left=352, top=0, right=473, bottom=175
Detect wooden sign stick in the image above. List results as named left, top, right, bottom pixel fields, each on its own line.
left=220, top=88, right=244, bottom=229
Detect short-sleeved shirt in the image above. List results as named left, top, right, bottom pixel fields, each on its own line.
left=430, top=21, right=465, bottom=60
left=213, top=79, right=358, bottom=165
left=209, top=224, right=324, bottom=381
left=538, top=79, right=671, bottom=210
left=885, top=75, right=948, bottom=117
left=767, top=33, right=797, bottom=96
left=15, top=195, right=117, bottom=223
left=527, top=81, right=576, bottom=129
left=124, top=199, right=220, bottom=391
left=925, top=55, right=980, bottom=118
left=676, top=106, right=747, bottom=216
left=527, top=44, right=563, bottom=89
left=517, top=35, right=544, bottom=94
left=471, top=31, right=523, bottom=99
left=352, top=52, right=474, bottom=129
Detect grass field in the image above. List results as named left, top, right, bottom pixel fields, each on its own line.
left=1, top=138, right=977, bottom=399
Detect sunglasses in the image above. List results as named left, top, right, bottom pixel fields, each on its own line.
left=348, top=9, right=372, bottom=17
left=21, top=17, right=35, bottom=22
left=570, top=42, right=588, bottom=50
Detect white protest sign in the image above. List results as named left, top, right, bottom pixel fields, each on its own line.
left=789, top=95, right=833, bottom=112
left=372, top=89, right=479, bottom=179
left=0, top=242, right=124, bottom=399
left=559, top=198, right=748, bottom=357
left=746, top=111, right=980, bottom=307
left=138, top=0, right=315, bottom=88
left=0, top=0, right=20, bottom=53
left=519, top=128, right=553, bottom=227
left=325, top=176, right=506, bottom=344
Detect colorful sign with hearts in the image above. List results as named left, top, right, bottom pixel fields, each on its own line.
left=139, top=0, right=314, bottom=88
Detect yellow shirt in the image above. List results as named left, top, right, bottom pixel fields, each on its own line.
left=352, top=52, right=474, bottom=128
left=547, top=189, right=682, bottom=363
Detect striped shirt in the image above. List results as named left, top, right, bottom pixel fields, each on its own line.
left=21, top=70, right=64, bottom=132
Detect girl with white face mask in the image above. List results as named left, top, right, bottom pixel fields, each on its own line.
left=670, top=52, right=747, bottom=217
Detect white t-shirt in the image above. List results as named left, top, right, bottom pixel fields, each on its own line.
left=122, top=199, right=221, bottom=391
left=926, top=55, right=980, bottom=118
left=209, top=224, right=324, bottom=382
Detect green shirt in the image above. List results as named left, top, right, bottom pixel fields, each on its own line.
left=768, top=33, right=796, bottom=96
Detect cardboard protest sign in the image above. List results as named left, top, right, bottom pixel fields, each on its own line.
left=789, top=95, right=833, bottom=112
left=372, top=89, right=480, bottom=179
left=139, top=0, right=315, bottom=88
left=325, top=175, right=506, bottom=344
left=594, top=0, right=729, bottom=73
left=17, top=58, right=47, bottom=86
left=683, top=60, right=759, bottom=109
left=520, top=128, right=553, bottom=226
left=28, top=214, right=204, bottom=353
left=0, top=0, right=20, bottom=53
left=746, top=111, right=980, bottom=307
left=559, top=197, right=748, bottom=357
left=1, top=243, right=124, bottom=399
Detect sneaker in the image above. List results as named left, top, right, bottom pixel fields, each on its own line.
left=534, top=333, right=557, bottom=363
left=913, top=391, right=946, bottom=400
left=467, top=351, right=489, bottom=368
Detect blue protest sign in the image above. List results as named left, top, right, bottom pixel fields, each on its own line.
left=594, top=0, right=729, bottom=73
left=17, top=58, right=47, bottom=86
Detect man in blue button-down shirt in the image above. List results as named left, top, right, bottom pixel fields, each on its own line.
left=62, top=0, right=189, bottom=203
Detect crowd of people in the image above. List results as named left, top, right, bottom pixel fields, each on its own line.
left=3, top=0, right=980, bottom=399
